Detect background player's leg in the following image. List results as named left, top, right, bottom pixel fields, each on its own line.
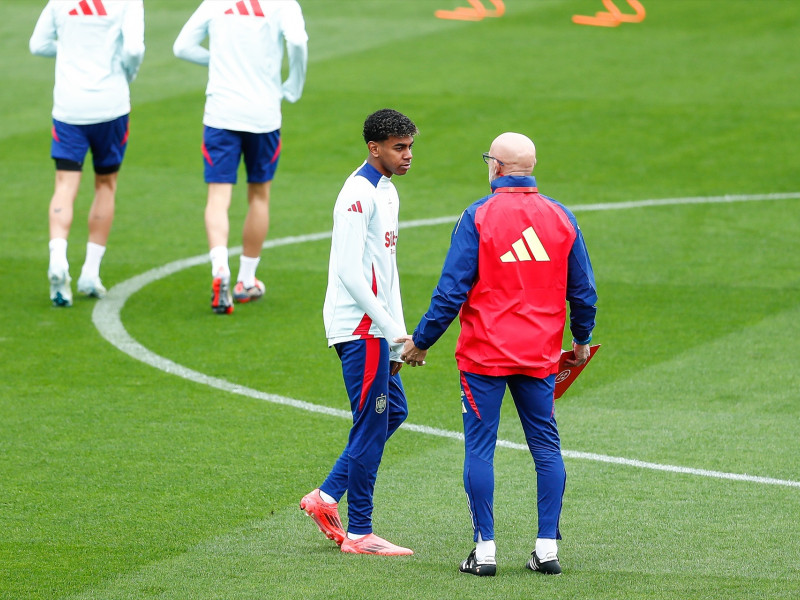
left=77, top=172, right=117, bottom=298
left=242, top=181, right=270, bottom=260
left=202, top=125, right=240, bottom=286
left=205, top=183, right=234, bottom=314
left=206, top=183, right=233, bottom=268
left=236, top=128, right=278, bottom=300
left=233, top=182, right=270, bottom=302
left=48, top=169, right=82, bottom=306
left=49, top=170, right=81, bottom=246
left=77, top=114, right=127, bottom=298
left=87, top=171, right=117, bottom=246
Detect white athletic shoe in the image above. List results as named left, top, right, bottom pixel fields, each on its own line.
left=233, top=279, right=265, bottom=304
left=526, top=550, right=562, bottom=575
left=49, top=267, right=73, bottom=307
left=211, top=270, right=233, bottom=315
left=77, top=274, right=107, bottom=299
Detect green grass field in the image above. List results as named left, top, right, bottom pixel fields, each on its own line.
left=2, top=1, right=799, bottom=598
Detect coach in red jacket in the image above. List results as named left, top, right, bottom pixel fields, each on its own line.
left=397, top=132, right=597, bottom=577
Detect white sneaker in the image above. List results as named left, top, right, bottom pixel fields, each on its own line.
left=77, top=274, right=107, bottom=298
left=49, top=267, right=73, bottom=307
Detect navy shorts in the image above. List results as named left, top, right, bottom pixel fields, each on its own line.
left=202, top=127, right=281, bottom=184
left=51, top=115, right=129, bottom=174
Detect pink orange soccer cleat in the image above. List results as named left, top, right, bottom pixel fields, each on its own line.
left=340, top=533, right=413, bottom=556
left=300, top=489, right=345, bottom=545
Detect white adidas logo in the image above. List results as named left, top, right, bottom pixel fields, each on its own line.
left=500, top=226, right=550, bottom=262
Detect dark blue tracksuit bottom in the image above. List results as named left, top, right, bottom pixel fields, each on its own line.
left=460, top=371, right=566, bottom=542
left=320, top=338, right=408, bottom=535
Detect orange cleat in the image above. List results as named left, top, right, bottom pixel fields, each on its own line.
left=340, top=533, right=413, bottom=556
left=300, top=489, right=345, bottom=545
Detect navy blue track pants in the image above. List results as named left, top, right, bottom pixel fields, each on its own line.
left=320, top=338, right=408, bottom=534
left=460, top=371, right=565, bottom=542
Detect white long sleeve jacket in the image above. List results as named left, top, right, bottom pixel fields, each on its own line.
left=173, top=0, right=308, bottom=133
left=29, top=0, right=145, bottom=125
left=323, top=162, right=407, bottom=361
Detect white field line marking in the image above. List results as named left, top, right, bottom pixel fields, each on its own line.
left=92, top=192, right=800, bottom=489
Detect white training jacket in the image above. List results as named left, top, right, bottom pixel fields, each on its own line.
left=173, top=0, right=308, bottom=133
left=323, top=162, right=407, bottom=361
left=29, top=0, right=145, bottom=125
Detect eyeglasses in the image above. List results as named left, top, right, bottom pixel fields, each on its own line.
left=482, top=152, right=505, bottom=166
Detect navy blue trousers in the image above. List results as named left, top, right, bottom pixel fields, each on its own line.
left=320, top=338, right=408, bottom=534
left=461, top=371, right=565, bottom=542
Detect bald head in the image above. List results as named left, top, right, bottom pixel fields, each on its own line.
left=488, top=132, right=537, bottom=179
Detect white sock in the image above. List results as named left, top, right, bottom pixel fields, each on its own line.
left=49, top=238, right=69, bottom=273
left=318, top=490, right=336, bottom=504
left=209, top=246, right=229, bottom=278
left=476, top=532, right=496, bottom=563
left=81, top=242, right=106, bottom=279
left=536, top=538, right=558, bottom=560
left=347, top=532, right=366, bottom=541
left=237, top=255, right=260, bottom=288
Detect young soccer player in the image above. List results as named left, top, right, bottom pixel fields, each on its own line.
left=300, top=109, right=418, bottom=556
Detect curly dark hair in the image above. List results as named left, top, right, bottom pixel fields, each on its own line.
left=362, top=109, right=418, bottom=143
